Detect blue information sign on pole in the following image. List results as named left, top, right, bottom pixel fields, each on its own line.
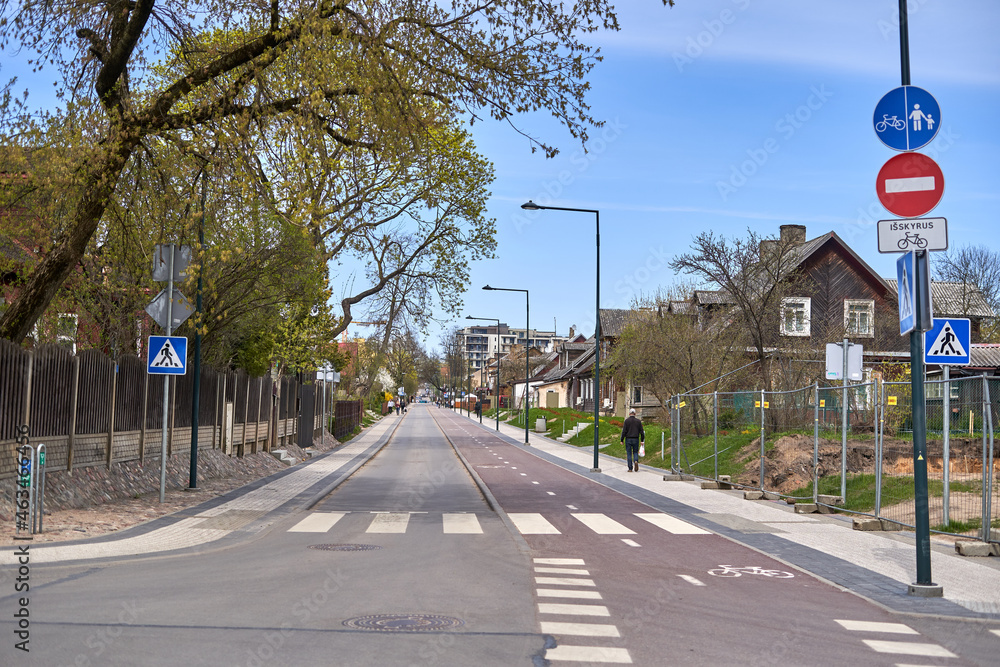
left=873, top=86, right=940, bottom=151
left=924, top=318, right=970, bottom=366
left=897, top=252, right=916, bottom=335
left=147, top=336, right=188, bottom=375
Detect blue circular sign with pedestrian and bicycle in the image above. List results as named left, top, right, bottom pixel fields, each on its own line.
left=873, top=86, right=941, bottom=151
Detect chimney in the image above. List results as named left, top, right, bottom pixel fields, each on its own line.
left=759, top=239, right=778, bottom=259
left=780, top=224, right=806, bottom=245
left=568, top=325, right=575, bottom=338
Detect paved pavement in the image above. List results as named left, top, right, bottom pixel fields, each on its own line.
left=5, top=406, right=999, bottom=622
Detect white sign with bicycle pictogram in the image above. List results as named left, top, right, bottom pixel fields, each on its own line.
left=877, top=217, right=947, bottom=254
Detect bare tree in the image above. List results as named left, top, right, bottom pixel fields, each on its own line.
left=670, top=229, right=807, bottom=392
left=933, top=244, right=1000, bottom=341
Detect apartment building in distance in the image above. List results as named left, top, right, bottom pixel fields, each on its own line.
left=460, top=323, right=570, bottom=370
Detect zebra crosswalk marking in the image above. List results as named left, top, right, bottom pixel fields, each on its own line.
left=545, top=646, right=632, bottom=664
left=861, top=640, right=957, bottom=658
left=572, top=513, right=635, bottom=535
left=634, top=513, right=710, bottom=535
left=536, top=588, right=602, bottom=599
left=835, top=619, right=918, bottom=634
left=442, top=513, right=483, bottom=534
left=538, top=603, right=609, bottom=617
left=535, top=577, right=596, bottom=587
left=288, top=512, right=346, bottom=533
left=366, top=512, right=410, bottom=533
left=534, top=567, right=590, bottom=575
left=509, top=513, right=561, bottom=534
left=540, top=621, right=620, bottom=637
left=534, top=558, right=585, bottom=565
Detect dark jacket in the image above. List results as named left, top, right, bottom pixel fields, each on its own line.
left=620, top=415, right=645, bottom=442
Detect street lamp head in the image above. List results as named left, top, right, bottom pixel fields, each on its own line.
left=521, top=201, right=541, bottom=211
left=482, top=285, right=494, bottom=291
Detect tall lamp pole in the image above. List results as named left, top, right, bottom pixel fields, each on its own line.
left=467, top=315, right=502, bottom=431
left=483, top=285, right=530, bottom=445
left=522, top=201, right=601, bottom=472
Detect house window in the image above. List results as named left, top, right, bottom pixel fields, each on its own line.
left=632, top=386, right=643, bottom=404
left=926, top=382, right=960, bottom=400
left=781, top=297, right=811, bottom=336
left=844, top=299, right=874, bottom=337
left=56, top=313, right=78, bottom=353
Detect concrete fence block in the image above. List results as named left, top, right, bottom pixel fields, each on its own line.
left=853, top=518, right=883, bottom=531
left=794, top=503, right=818, bottom=514
left=743, top=490, right=764, bottom=500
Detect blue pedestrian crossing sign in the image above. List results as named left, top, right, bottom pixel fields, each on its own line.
left=924, top=319, right=970, bottom=365
left=897, top=252, right=916, bottom=335
left=147, top=336, right=188, bottom=375
left=873, top=86, right=941, bottom=151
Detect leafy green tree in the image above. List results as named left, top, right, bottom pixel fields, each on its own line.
left=0, top=0, right=675, bottom=344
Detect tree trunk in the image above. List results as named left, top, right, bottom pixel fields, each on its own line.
left=0, top=139, right=135, bottom=343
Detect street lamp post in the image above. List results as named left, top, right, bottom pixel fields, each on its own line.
left=483, top=285, right=530, bottom=445
left=521, top=201, right=601, bottom=472
left=466, top=315, right=502, bottom=431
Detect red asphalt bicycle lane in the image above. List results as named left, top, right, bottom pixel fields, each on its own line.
left=433, top=409, right=948, bottom=666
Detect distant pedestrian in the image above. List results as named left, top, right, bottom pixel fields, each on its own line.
left=620, top=408, right=645, bottom=472
left=386, top=399, right=394, bottom=415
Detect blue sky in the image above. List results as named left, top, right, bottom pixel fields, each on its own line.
left=416, top=0, right=1000, bottom=352
left=4, top=2, right=997, bottom=355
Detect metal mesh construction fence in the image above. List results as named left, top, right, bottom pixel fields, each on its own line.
left=672, top=375, right=998, bottom=544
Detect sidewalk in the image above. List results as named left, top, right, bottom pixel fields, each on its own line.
left=451, top=408, right=1000, bottom=621
left=0, top=414, right=402, bottom=567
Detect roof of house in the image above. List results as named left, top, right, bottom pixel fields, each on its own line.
left=970, top=344, right=1000, bottom=368
left=599, top=309, right=634, bottom=337
left=884, top=280, right=994, bottom=318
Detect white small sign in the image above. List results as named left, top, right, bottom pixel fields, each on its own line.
left=877, top=218, right=947, bottom=253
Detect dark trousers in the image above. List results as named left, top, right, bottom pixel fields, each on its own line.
left=624, top=437, right=640, bottom=469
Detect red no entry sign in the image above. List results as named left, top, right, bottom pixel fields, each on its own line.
left=876, top=152, right=944, bottom=218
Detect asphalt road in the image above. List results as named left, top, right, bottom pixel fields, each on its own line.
left=2, top=404, right=997, bottom=666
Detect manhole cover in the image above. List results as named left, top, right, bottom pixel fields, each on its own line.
left=342, top=614, right=465, bottom=632
left=308, top=544, right=382, bottom=552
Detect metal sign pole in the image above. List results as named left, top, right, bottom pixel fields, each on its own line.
left=841, top=337, right=849, bottom=500
left=910, top=250, right=935, bottom=592
left=942, top=365, right=951, bottom=526
left=160, top=244, right=174, bottom=503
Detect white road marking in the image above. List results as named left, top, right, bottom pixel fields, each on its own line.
left=520, top=473, right=527, bottom=476
left=677, top=574, right=706, bottom=587
left=566, top=505, right=578, bottom=510
left=366, top=512, right=410, bottom=533
left=533, top=481, right=541, bottom=485
left=510, top=513, right=561, bottom=534
left=535, top=567, right=590, bottom=575
left=545, top=646, right=632, bottom=663
left=511, top=466, right=517, bottom=469
left=535, top=577, right=596, bottom=587
left=288, top=512, right=346, bottom=533
left=862, top=640, right=957, bottom=658
left=540, top=621, right=621, bottom=637
left=536, top=589, right=603, bottom=599
left=835, top=620, right=918, bottom=634
left=572, top=513, right=636, bottom=535
left=634, top=513, right=711, bottom=535
left=885, top=176, right=935, bottom=193
left=443, top=513, right=483, bottom=534
left=538, top=603, right=610, bottom=616
left=621, top=539, right=641, bottom=547
left=992, top=629, right=1000, bottom=638
left=535, top=558, right=586, bottom=565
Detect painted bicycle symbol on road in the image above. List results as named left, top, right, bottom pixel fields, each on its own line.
left=707, top=565, right=794, bottom=579
left=875, top=114, right=906, bottom=132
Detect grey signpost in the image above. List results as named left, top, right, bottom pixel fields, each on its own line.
left=147, top=244, right=192, bottom=503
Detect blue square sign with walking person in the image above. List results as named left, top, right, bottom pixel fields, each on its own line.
left=924, top=319, right=970, bottom=366
left=147, top=336, right=188, bottom=374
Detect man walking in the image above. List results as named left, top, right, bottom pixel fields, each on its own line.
left=620, top=408, right=645, bottom=472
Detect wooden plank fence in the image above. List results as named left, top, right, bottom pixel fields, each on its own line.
left=0, top=340, right=347, bottom=480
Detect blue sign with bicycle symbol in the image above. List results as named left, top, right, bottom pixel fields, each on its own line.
left=873, top=86, right=940, bottom=151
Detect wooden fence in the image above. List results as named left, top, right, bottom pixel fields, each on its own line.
left=0, top=340, right=343, bottom=480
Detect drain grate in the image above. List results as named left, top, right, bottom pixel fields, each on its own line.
left=342, top=614, right=465, bottom=632
left=308, top=544, right=382, bottom=552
